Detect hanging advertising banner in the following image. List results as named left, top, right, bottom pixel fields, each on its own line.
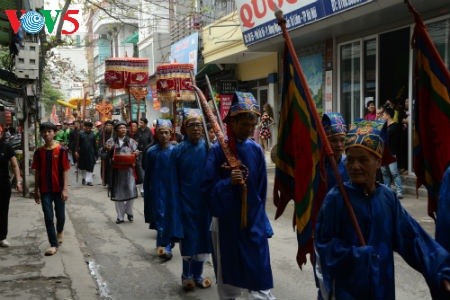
left=170, top=32, right=199, bottom=74
left=236, top=0, right=373, bottom=46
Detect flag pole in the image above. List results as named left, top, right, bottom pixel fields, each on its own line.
left=190, top=82, right=249, bottom=228
left=274, top=8, right=366, bottom=246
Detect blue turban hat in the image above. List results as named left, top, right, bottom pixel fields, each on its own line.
left=322, top=112, right=347, bottom=137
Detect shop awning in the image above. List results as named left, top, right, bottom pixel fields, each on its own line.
left=0, top=84, right=21, bottom=102
left=122, top=31, right=139, bottom=45
left=0, top=69, right=21, bottom=101
left=0, top=68, right=19, bottom=84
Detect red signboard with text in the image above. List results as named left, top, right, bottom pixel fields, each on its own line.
left=219, top=94, right=233, bottom=121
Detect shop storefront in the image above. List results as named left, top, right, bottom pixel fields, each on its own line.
left=203, top=0, right=449, bottom=173
left=336, top=15, right=450, bottom=172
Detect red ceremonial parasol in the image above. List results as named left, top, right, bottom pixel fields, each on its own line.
left=155, top=63, right=197, bottom=131
left=104, top=57, right=149, bottom=122
left=156, top=63, right=195, bottom=101
left=104, top=57, right=149, bottom=89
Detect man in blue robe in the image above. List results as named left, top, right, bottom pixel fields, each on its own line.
left=202, top=92, right=275, bottom=300
left=143, top=119, right=180, bottom=260
left=173, top=108, right=212, bottom=291
left=314, top=112, right=349, bottom=299
left=436, top=164, right=450, bottom=253
left=322, top=112, right=349, bottom=192
left=315, top=120, right=450, bottom=299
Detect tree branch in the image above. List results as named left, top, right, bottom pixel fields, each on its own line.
left=55, top=0, right=72, bottom=43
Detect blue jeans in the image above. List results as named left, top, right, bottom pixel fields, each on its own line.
left=381, top=160, right=404, bottom=196
left=41, top=193, right=65, bottom=247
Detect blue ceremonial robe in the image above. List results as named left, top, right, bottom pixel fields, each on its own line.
left=315, top=182, right=450, bottom=300
left=436, top=166, right=450, bottom=253
left=314, top=154, right=349, bottom=297
left=173, top=138, right=211, bottom=256
left=143, top=143, right=182, bottom=242
left=325, top=154, right=349, bottom=192
left=202, top=139, right=274, bottom=291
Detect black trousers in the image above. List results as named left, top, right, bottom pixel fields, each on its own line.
left=0, top=180, right=12, bottom=240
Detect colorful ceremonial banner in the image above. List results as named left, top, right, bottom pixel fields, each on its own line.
left=274, top=44, right=326, bottom=267
left=50, top=104, right=59, bottom=124
left=407, top=2, right=450, bottom=219
left=104, top=58, right=149, bottom=89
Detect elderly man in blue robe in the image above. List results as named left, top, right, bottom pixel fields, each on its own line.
left=315, top=120, right=450, bottom=299
left=143, top=119, right=181, bottom=260
left=202, top=92, right=275, bottom=300
left=172, top=108, right=212, bottom=291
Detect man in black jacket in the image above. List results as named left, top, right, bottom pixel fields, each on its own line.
left=135, top=118, right=153, bottom=195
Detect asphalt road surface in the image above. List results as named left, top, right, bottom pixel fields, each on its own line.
left=2, top=159, right=437, bottom=299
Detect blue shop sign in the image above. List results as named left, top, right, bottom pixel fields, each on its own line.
left=236, top=0, right=373, bottom=46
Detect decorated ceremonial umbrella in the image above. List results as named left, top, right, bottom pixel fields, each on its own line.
left=69, top=95, right=92, bottom=120
left=56, top=99, right=77, bottom=109
left=155, top=63, right=196, bottom=129
left=104, top=57, right=149, bottom=122
left=55, top=99, right=77, bottom=123
left=156, top=63, right=195, bottom=101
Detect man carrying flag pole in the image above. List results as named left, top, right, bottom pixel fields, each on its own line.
left=404, top=0, right=450, bottom=252
left=312, top=1, right=450, bottom=298
left=272, top=8, right=365, bottom=269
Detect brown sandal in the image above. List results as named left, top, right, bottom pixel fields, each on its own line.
left=182, top=278, right=195, bottom=291
left=156, top=247, right=165, bottom=257
left=195, top=277, right=212, bottom=288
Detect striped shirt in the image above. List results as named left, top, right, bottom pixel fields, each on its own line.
left=31, top=144, right=70, bottom=193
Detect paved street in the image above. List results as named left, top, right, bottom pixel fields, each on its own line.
left=0, top=159, right=438, bottom=299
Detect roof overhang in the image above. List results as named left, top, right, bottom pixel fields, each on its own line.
left=0, top=83, right=21, bottom=102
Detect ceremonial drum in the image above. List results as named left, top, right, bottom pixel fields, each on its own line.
left=156, top=63, right=195, bottom=101
left=111, top=153, right=136, bottom=169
